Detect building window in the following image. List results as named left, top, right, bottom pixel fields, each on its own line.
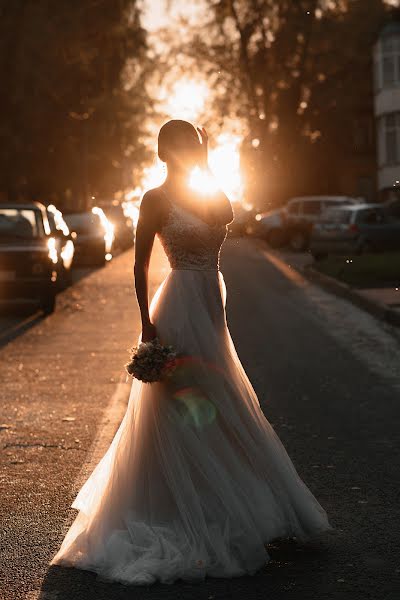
left=353, top=116, right=374, bottom=154
left=379, top=112, right=400, bottom=166
left=376, top=35, right=400, bottom=89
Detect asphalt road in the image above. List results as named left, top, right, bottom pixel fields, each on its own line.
left=1, top=237, right=399, bottom=599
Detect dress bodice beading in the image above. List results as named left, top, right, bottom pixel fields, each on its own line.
left=157, top=198, right=228, bottom=271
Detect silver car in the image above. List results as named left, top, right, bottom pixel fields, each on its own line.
left=310, top=204, right=400, bottom=259
left=284, top=195, right=362, bottom=251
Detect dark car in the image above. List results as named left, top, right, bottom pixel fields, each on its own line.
left=102, top=204, right=135, bottom=250
left=46, top=205, right=75, bottom=288
left=0, top=202, right=59, bottom=313
left=283, top=195, right=362, bottom=251
left=310, top=204, right=400, bottom=259
left=64, top=209, right=114, bottom=267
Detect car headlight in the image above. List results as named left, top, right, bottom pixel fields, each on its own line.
left=47, top=237, right=58, bottom=264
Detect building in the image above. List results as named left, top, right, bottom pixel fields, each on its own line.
left=373, top=20, right=400, bottom=202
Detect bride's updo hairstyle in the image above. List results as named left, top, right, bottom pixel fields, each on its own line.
left=158, top=119, right=201, bottom=167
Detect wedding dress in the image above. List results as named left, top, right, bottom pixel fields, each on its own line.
left=50, top=190, right=332, bottom=585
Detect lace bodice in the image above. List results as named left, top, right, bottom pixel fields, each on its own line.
left=157, top=191, right=228, bottom=271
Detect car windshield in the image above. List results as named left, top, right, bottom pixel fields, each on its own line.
left=302, top=201, right=321, bottom=214
left=0, top=208, right=41, bottom=238
left=320, top=209, right=352, bottom=224
left=65, top=213, right=102, bottom=233
left=47, top=212, right=57, bottom=232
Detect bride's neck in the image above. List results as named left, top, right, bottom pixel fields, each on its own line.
left=163, top=167, right=191, bottom=191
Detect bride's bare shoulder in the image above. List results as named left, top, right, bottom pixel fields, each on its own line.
left=140, top=186, right=165, bottom=207
left=140, top=187, right=165, bottom=214
left=139, top=187, right=168, bottom=230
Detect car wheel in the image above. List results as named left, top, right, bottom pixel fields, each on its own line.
left=64, top=268, right=73, bottom=287
left=267, top=228, right=286, bottom=248
left=93, top=251, right=106, bottom=267
left=58, top=267, right=72, bottom=290
left=289, top=230, right=308, bottom=252
left=40, top=290, right=56, bottom=315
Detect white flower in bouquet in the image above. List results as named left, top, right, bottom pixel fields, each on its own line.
left=125, top=337, right=178, bottom=383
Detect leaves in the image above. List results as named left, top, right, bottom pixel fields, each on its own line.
left=0, top=0, right=151, bottom=207
left=160, top=0, right=390, bottom=207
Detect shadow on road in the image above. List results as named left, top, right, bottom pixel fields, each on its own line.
left=39, top=538, right=334, bottom=600
left=0, top=306, right=45, bottom=349
left=0, top=266, right=95, bottom=348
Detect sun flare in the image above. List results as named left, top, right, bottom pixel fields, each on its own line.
left=189, top=167, right=219, bottom=195
left=130, top=78, right=244, bottom=204
left=208, top=134, right=243, bottom=202
left=131, top=134, right=244, bottom=203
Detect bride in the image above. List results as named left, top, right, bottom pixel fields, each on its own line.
left=50, top=119, right=333, bottom=585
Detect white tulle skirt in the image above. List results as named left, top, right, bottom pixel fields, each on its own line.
left=50, top=268, right=332, bottom=585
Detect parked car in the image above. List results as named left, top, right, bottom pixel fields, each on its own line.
left=102, top=204, right=135, bottom=250
left=0, top=202, right=58, bottom=313
left=226, top=204, right=257, bottom=237
left=310, top=204, right=400, bottom=259
left=283, top=195, right=362, bottom=251
left=253, top=208, right=287, bottom=247
left=64, top=208, right=114, bottom=267
left=46, top=204, right=75, bottom=288
left=383, top=197, right=400, bottom=219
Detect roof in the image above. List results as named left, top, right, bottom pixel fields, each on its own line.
left=324, top=203, right=382, bottom=212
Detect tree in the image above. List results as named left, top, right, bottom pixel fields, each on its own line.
left=168, top=0, right=391, bottom=206
left=0, top=0, right=151, bottom=210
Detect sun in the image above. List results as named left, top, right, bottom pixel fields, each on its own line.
left=129, top=78, right=244, bottom=204
left=163, top=80, right=209, bottom=121
left=208, top=134, right=243, bottom=202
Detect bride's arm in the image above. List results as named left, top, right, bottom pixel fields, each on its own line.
left=134, top=191, right=160, bottom=341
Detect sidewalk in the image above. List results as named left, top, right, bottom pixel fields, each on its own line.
left=262, top=246, right=400, bottom=328
left=357, top=287, right=400, bottom=310
left=0, top=238, right=169, bottom=600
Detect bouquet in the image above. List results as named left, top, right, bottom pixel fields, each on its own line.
left=125, top=337, right=178, bottom=383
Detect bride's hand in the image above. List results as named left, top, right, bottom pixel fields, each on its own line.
left=197, top=126, right=208, bottom=169
left=141, top=321, right=157, bottom=342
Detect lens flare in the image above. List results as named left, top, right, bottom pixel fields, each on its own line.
left=172, top=387, right=217, bottom=429
left=166, top=354, right=227, bottom=429
left=47, top=237, right=58, bottom=264
left=189, top=167, right=219, bottom=195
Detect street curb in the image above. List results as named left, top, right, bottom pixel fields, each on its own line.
left=252, top=237, right=400, bottom=329
left=302, top=264, right=400, bottom=329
